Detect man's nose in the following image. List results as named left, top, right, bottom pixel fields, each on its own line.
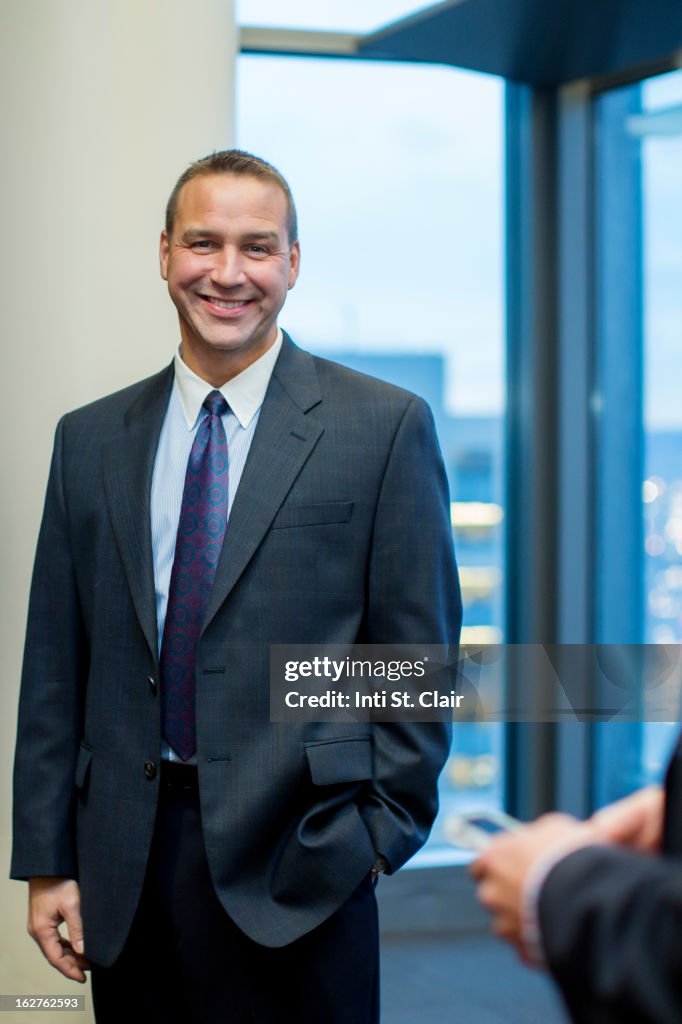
left=209, top=246, right=247, bottom=288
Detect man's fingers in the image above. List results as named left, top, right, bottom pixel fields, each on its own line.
left=52, top=938, right=88, bottom=983
left=32, top=928, right=87, bottom=983
left=31, top=921, right=63, bottom=963
left=59, top=938, right=91, bottom=970
left=62, top=901, right=85, bottom=955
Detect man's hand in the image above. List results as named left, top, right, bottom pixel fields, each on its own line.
left=470, top=813, right=604, bottom=961
left=27, top=878, right=90, bottom=983
left=589, top=784, right=664, bottom=852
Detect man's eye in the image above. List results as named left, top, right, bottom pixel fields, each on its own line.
left=245, top=244, right=269, bottom=257
left=191, top=240, right=216, bottom=251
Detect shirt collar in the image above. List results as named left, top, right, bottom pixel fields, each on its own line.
left=173, top=329, right=283, bottom=430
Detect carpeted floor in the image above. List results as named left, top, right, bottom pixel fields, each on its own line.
left=381, top=932, right=570, bottom=1024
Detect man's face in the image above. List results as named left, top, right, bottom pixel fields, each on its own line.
left=160, top=173, right=300, bottom=377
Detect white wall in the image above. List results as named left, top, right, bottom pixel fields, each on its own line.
left=0, top=2, right=236, bottom=1019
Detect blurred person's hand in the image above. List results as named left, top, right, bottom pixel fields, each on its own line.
left=590, top=784, right=664, bottom=853
left=470, top=813, right=605, bottom=962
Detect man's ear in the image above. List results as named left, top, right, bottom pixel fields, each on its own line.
left=159, top=230, right=170, bottom=281
left=288, top=240, right=301, bottom=290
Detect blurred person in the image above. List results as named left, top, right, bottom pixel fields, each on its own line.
left=472, top=735, right=682, bottom=1023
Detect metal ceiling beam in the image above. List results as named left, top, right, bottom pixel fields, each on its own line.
left=359, top=0, right=682, bottom=88
left=239, top=27, right=360, bottom=58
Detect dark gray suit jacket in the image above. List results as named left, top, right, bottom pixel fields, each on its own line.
left=12, top=334, right=461, bottom=967
left=540, top=736, right=682, bottom=1023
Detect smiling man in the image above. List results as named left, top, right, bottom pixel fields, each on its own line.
left=11, top=150, right=461, bottom=1023
left=160, top=168, right=300, bottom=383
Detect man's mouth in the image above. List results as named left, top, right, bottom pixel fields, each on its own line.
left=200, top=295, right=253, bottom=311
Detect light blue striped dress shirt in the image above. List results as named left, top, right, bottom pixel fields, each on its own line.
left=151, top=330, right=283, bottom=762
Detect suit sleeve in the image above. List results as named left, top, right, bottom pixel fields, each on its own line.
left=539, top=844, right=682, bottom=1024
left=359, top=395, right=462, bottom=871
left=11, top=416, right=88, bottom=880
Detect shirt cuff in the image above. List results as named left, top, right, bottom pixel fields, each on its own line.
left=521, top=838, right=610, bottom=968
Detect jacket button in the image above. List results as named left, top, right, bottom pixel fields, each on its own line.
left=144, top=761, right=157, bottom=780
left=147, top=676, right=158, bottom=696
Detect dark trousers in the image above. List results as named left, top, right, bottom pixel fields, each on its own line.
left=91, top=767, right=379, bottom=1023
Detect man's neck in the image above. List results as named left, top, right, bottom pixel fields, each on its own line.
left=179, top=333, right=279, bottom=387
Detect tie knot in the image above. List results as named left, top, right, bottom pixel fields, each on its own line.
left=203, top=390, right=228, bottom=418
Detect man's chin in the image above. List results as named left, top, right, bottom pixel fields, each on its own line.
left=182, top=331, right=278, bottom=373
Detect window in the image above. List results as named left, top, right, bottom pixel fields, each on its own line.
left=237, top=0, right=437, bottom=34
left=237, top=53, right=506, bottom=861
left=594, top=69, right=682, bottom=805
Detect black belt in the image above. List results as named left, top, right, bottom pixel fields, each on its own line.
left=160, top=761, right=199, bottom=791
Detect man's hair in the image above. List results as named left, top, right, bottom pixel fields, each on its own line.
left=165, top=149, right=298, bottom=244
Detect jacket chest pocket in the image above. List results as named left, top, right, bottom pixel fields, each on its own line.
left=305, top=736, right=372, bottom=786
left=271, top=502, right=354, bottom=530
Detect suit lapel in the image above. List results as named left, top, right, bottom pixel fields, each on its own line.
left=102, top=365, right=174, bottom=663
left=202, top=335, right=323, bottom=633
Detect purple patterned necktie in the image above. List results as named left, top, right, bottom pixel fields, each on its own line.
left=160, top=390, right=229, bottom=761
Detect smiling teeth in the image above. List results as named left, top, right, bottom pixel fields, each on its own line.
left=206, top=297, right=248, bottom=308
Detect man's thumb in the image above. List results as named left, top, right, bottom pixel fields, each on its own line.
left=63, top=907, right=84, bottom=954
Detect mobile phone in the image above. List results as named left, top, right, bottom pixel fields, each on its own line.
left=445, top=808, right=522, bottom=851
